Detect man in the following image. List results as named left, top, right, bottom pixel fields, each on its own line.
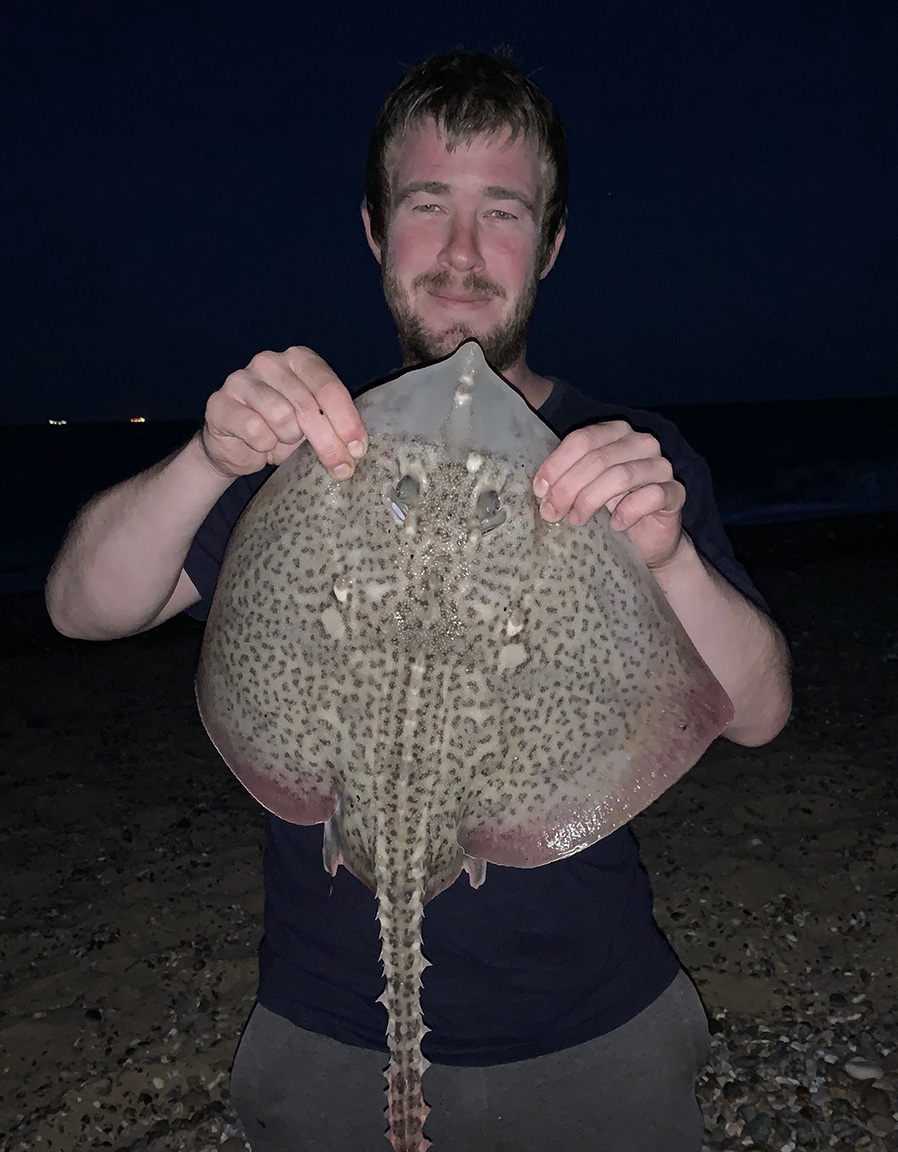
left=47, top=50, right=791, bottom=1152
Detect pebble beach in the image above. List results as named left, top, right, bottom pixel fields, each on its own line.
left=2, top=512, right=896, bottom=1151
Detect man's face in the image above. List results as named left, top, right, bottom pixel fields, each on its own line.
left=364, top=121, right=562, bottom=372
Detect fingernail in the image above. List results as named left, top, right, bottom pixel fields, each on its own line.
left=348, top=439, right=366, bottom=459
left=540, top=500, right=558, bottom=521
left=533, top=477, right=549, bottom=498
left=332, top=463, right=352, bottom=480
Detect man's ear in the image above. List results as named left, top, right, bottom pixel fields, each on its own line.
left=538, top=222, right=566, bottom=280
left=361, top=201, right=383, bottom=265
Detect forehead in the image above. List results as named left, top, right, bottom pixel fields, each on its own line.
left=388, top=120, right=545, bottom=199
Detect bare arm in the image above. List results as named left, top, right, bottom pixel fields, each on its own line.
left=46, top=346, right=368, bottom=641
left=46, top=433, right=229, bottom=638
left=647, top=534, right=792, bottom=746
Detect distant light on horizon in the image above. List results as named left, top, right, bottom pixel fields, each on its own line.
left=48, top=419, right=67, bottom=425
left=130, top=416, right=147, bottom=423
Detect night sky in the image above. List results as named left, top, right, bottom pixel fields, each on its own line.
left=2, top=0, right=895, bottom=425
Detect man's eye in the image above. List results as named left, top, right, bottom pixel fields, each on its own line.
left=488, top=210, right=516, bottom=220
left=414, top=203, right=441, bottom=213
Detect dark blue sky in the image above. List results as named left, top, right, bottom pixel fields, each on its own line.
left=2, top=0, right=895, bottom=424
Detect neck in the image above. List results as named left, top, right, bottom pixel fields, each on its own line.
left=497, top=348, right=554, bottom=411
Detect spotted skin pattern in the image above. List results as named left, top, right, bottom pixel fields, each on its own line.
left=196, top=342, right=733, bottom=1152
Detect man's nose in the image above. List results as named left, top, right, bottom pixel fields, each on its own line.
left=438, top=216, right=485, bottom=273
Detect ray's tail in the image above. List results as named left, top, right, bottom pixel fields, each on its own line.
left=375, top=831, right=432, bottom=1152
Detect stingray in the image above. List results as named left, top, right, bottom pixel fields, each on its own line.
left=196, top=340, right=733, bottom=1151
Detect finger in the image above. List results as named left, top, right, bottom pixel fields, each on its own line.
left=535, top=428, right=662, bottom=520
left=235, top=354, right=359, bottom=479
left=545, top=455, right=674, bottom=525
left=545, top=443, right=671, bottom=523
left=223, top=365, right=307, bottom=445
left=609, top=479, right=686, bottom=531
left=267, top=439, right=306, bottom=467
left=283, top=347, right=368, bottom=459
left=206, top=391, right=281, bottom=456
left=532, top=422, right=632, bottom=497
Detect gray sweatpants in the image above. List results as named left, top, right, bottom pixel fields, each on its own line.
left=230, top=968, right=710, bottom=1152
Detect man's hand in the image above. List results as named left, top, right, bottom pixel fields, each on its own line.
left=532, top=421, right=686, bottom=569
left=201, top=346, right=368, bottom=479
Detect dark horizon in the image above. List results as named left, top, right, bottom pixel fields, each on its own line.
left=6, top=387, right=898, bottom=429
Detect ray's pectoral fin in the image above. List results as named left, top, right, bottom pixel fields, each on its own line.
left=324, top=809, right=380, bottom=893
left=323, top=813, right=344, bottom=876
left=462, top=854, right=487, bottom=889
left=196, top=684, right=338, bottom=827
left=457, top=660, right=734, bottom=869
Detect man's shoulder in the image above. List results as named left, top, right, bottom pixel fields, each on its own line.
left=540, top=379, right=688, bottom=453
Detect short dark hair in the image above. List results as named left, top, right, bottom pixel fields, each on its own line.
left=365, top=50, right=568, bottom=270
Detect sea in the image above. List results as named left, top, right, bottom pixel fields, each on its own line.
left=3, top=396, right=898, bottom=597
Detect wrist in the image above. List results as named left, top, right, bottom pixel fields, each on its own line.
left=186, top=429, right=242, bottom=489
left=646, top=530, right=697, bottom=584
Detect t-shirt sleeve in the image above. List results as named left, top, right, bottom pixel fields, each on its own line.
left=183, top=466, right=275, bottom=622
left=656, top=416, right=771, bottom=615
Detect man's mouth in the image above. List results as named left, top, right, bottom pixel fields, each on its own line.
left=428, top=291, right=492, bottom=306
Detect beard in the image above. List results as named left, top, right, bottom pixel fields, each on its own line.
left=381, top=252, right=539, bottom=374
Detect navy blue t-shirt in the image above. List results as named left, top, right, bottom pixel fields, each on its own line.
left=184, top=377, right=766, bottom=1067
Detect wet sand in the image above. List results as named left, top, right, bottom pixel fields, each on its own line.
left=1, top=513, right=896, bottom=1151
